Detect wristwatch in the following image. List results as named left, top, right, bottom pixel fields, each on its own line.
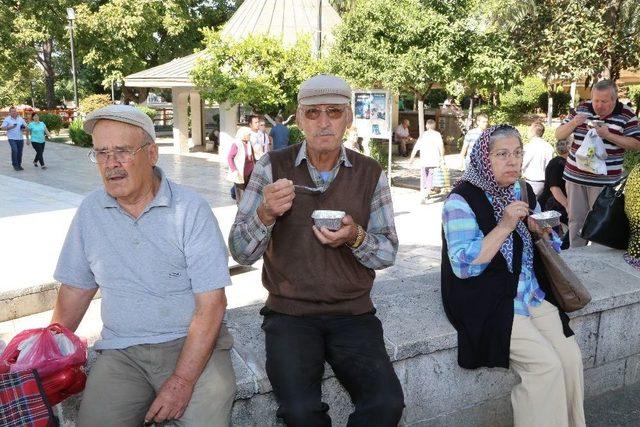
left=346, top=224, right=365, bottom=249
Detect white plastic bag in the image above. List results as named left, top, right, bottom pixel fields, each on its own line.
left=575, top=129, right=608, bottom=175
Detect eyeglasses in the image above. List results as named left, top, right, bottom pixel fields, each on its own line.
left=88, top=142, right=150, bottom=164
left=490, top=149, right=524, bottom=160
left=302, top=106, right=347, bottom=120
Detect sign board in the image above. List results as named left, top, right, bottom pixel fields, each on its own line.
left=352, top=90, right=391, bottom=139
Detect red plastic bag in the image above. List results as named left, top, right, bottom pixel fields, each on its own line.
left=0, top=323, right=87, bottom=378
left=41, top=365, right=87, bottom=406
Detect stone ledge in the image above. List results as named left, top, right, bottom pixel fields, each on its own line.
left=56, top=245, right=640, bottom=425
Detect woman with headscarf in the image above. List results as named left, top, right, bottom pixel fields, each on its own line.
left=441, top=125, right=585, bottom=427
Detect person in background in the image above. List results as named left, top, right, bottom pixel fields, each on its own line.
left=522, top=122, right=554, bottom=197
left=1, top=106, right=28, bottom=171
left=27, top=113, right=52, bottom=169
left=227, top=126, right=255, bottom=204
left=270, top=115, right=290, bottom=150
left=394, top=118, right=414, bottom=156
left=555, top=79, right=640, bottom=247
left=459, top=113, right=489, bottom=170
left=343, top=125, right=361, bottom=152
left=538, top=140, right=570, bottom=225
left=442, top=125, right=584, bottom=427
left=258, top=120, right=272, bottom=153
left=409, top=119, right=444, bottom=204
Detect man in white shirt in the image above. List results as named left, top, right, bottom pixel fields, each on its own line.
left=394, top=119, right=414, bottom=156
left=1, top=106, right=28, bottom=171
left=522, top=122, right=555, bottom=196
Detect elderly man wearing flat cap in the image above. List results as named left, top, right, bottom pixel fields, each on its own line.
left=229, top=75, right=404, bottom=426
left=50, top=105, right=236, bottom=426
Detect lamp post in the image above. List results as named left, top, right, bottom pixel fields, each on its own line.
left=66, top=8, right=79, bottom=113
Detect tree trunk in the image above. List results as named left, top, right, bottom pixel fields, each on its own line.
left=466, top=93, right=475, bottom=130
left=37, top=38, right=56, bottom=109
left=547, top=89, right=553, bottom=126
left=418, top=98, right=425, bottom=137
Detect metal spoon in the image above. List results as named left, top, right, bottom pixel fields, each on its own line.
left=294, top=184, right=325, bottom=193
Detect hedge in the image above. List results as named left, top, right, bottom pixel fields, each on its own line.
left=69, top=119, right=92, bottom=147
left=38, top=113, right=63, bottom=133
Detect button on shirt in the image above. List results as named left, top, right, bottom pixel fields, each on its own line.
left=54, top=167, right=232, bottom=350
left=442, top=182, right=546, bottom=317
left=2, top=116, right=27, bottom=140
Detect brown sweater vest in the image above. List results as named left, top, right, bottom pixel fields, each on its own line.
left=263, top=144, right=382, bottom=315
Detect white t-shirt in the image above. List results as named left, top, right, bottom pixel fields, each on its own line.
left=412, top=130, right=443, bottom=168
left=395, top=125, right=410, bottom=139
left=522, top=137, right=555, bottom=182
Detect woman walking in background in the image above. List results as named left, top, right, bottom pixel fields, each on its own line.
left=27, top=113, right=51, bottom=169
left=409, top=119, right=444, bottom=203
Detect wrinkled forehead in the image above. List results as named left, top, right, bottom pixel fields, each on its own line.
left=92, top=119, right=148, bottom=148
left=592, top=88, right=615, bottom=101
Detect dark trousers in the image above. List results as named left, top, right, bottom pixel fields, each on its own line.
left=8, top=139, right=23, bottom=167
left=261, top=308, right=405, bottom=427
left=32, top=142, right=45, bottom=166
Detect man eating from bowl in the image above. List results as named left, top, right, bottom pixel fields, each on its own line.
left=229, top=74, right=404, bottom=426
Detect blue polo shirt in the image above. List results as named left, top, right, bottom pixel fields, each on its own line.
left=54, top=167, right=231, bottom=350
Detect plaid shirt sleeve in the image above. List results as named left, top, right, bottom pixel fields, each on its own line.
left=228, top=155, right=274, bottom=265
left=442, top=194, right=489, bottom=279
left=352, top=171, right=398, bottom=269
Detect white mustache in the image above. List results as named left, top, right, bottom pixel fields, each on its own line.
left=314, top=129, right=335, bottom=137
left=105, top=169, right=127, bottom=179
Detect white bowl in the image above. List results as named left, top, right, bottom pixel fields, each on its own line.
left=530, top=210, right=562, bottom=228
left=311, top=210, right=345, bottom=231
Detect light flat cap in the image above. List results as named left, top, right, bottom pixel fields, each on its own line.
left=298, top=74, right=351, bottom=105
left=84, top=104, right=156, bottom=141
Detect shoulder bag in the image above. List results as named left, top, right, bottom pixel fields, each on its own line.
left=580, top=177, right=629, bottom=249
left=520, top=180, right=591, bottom=312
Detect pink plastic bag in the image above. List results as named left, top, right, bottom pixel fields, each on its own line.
left=0, top=323, right=87, bottom=378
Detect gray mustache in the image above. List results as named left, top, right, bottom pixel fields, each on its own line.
left=105, top=169, right=127, bottom=179
left=314, top=129, right=335, bottom=137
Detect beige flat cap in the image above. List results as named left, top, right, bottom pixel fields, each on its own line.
left=298, top=74, right=351, bottom=105
left=84, top=104, right=156, bottom=141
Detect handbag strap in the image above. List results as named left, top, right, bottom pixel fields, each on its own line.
left=518, top=179, right=529, bottom=205
left=615, top=175, right=628, bottom=196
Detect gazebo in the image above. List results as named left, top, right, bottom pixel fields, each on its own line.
left=124, top=0, right=341, bottom=153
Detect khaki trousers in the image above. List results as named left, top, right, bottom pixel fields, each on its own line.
left=566, top=181, right=603, bottom=248
left=77, top=325, right=236, bottom=427
left=509, top=301, right=585, bottom=427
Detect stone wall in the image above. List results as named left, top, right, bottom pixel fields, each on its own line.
left=57, top=245, right=640, bottom=426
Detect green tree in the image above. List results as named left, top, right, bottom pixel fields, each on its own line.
left=0, top=0, right=74, bottom=108
left=328, top=0, right=469, bottom=133
left=75, top=0, right=237, bottom=103
left=191, top=31, right=321, bottom=115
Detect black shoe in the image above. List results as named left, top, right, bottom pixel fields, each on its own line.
left=13, top=166, right=20, bottom=171
left=41, top=165, right=47, bottom=170
left=18, top=166, right=24, bottom=170
left=34, top=161, right=38, bottom=167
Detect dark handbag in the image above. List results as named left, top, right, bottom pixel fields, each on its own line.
left=580, top=178, right=629, bottom=249
left=520, top=180, right=591, bottom=312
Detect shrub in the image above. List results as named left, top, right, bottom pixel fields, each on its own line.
left=624, top=150, right=640, bottom=173
left=367, top=139, right=387, bottom=169
left=136, top=105, right=157, bottom=122
left=537, top=91, right=572, bottom=117
left=69, top=119, right=92, bottom=147
left=514, top=123, right=556, bottom=146
left=38, top=113, right=63, bottom=133
left=79, top=94, right=111, bottom=115
left=628, top=85, right=640, bottom=110
left=288, top=124, right=305, bottom=144
left=501, top=76, right=547, bottom=116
